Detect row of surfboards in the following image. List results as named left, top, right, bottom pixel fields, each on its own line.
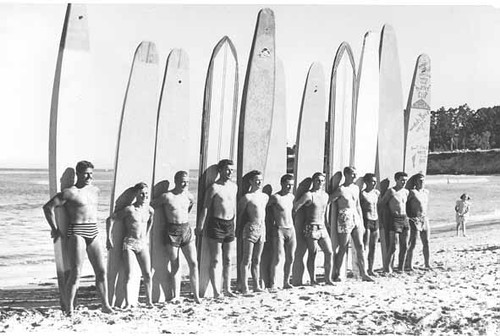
left=49, top=5, right=431, bottom=307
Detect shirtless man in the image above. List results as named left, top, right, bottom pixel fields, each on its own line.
left=405, top=173, right=431, bottom=270
left=293, top=172, right=333, bottom=285
left=268, top=174, right=296, bottom=290
left=379, top=171, right=410, bottom=273
left=196, top=159, right=237, bottom=298
left=106, top=182, right=154, bottom=308
left=360, top=173, right=380, bottom=276
left=330, top=167, right=374, bottom=282
left=43, top=160, right=113, bottom=315
left=236, top=170, right=269, bottom=294
left=151, top=171, right=200, bottom=303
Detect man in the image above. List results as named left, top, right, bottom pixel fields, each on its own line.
left=43, top=160, right=113, bottom=315
left=379, top=171, right=410, bottom=273
left=268, top=174, right=296, bottom=290
left=406, top=173, right=431, bottom=270
left=330, top=167, right=374, bottom=282
left=106, top=182, right=154, bottom=308
left=196, top=159, right=237, bottom=298
left=236, top=170, right=269, bottom=294
left=360, top=173, right=380, bottom=276
left=293, top=172, right=333, bottom=285
left=152, top=171, right=200, bottom=303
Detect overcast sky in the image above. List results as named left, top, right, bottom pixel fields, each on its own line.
left=0, top=3, right=499, bottom=168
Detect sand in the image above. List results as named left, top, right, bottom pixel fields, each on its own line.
left=1, top=221, right=499, bottom=335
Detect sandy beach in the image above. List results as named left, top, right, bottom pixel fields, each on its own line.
left=1, top=220, right=499, bottom=335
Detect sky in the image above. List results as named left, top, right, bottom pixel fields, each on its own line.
left=0, top=3, right=499, bottom=169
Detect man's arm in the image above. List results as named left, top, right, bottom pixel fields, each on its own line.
left=293, top=192, right=311, bottom=213
left=42, top=193, right=66, bottom=242
left=196, top=187, right=213, bottom=235
left=236, top=196, right=248, bottom=238
left=188, top=192, right=195, bottom=213
left=146, top=206, right=155, bottom=235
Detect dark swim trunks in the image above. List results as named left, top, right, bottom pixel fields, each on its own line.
left=67, top=223, right=99, bottom=246
left=165, top=223, right=193, bottom=248
left=363, top=218, right=379, bottom=232
left=390, top=215, right=409, bottom=233
left=206, top=217, right=235, bottom=243
left=409, top=216, right=428, bottom=232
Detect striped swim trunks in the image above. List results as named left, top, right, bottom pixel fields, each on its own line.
left=67, top=222, right=99, bottom=245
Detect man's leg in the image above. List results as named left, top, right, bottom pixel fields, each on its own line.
left=332, top=232, right=349, bottom=280
left=305, top=237, right=318, bottom=284
left=122, top=248, right=135, bottom=308
left=251, top=239, right=265, bottom=292
left=317, top=236, right=333, bottom=284
left=283, top=231, right=297, bottom=288
left=270, top=232, right=283, bottom=290
left=386, top=231, right=397, bottom=273
left=397, top=228, right=410, bottom=271
left=406, top=227, right=418, bottom=271
left=207, top=237, right=222, bottom=298
left=181, top=241, right=200, bottom=303
left=367, top=227, right=379, bottom=275
left=240, top=239, right=254, bottom=294
left=421, top=228, right=431, bottom=269
left=136, top=248, right=153, bottom=306
left=351, top=227, right=374, bottom=281
left=462, top=219, right=467, bottom=237
left=65, top=235, right=86, bottom=314
left=86, top=237, right=113, bottom=313
left=165, top=243, right=181, bottom=301
left=221, top=240, right=235, bottom=296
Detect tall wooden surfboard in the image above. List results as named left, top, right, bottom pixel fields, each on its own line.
left=291, top=62, right=326, bottom=286
left=404, top=54, right=431, bottom=178
left=197, top=36, right=239, bottom=298
left=260, top=58, right=287, bottom=289
left=327, top=42, right=356, bottom=281
left=377, top=24, right=405, bottom=270
left=107, top=41, right=159, bottom=307
left=49, top=4, right=93, bottom=310
left=237, top=8, right=275, bottom=289
left=151, top=49, right=190, bottom=302
left=352, top=31, right=380, bottom=277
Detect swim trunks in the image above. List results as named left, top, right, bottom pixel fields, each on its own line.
left=409, top=216, right=428, bottom=232
left=337, top=208, right=358, bottom=234
left=303, top=223, right=329, bottom=240
left=364, top=218, right=379, bottom=232
left=165, top=222, right=193, bottom=248
left=242, top=222, right=266, bottom=244
left=271, top=226, right=296, bottom=244
left=390, top=214, right=409, bottom=233
left=206, top=217, right=235, bottom=243
left=122, top=236, right=147, bottom=253
left=67, top=223, right=99, bottom=245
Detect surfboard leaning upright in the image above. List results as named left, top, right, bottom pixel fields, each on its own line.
left=197, top=36, right=239, bottom=298
left=49, top=4, right=93, bottom=310
left=291, top=62, right=326, bottom=286
left=377, top=24, right=405, bottom=271
left=107, top=41, right=159, bottom=308
left=151, top=48, right=190, bottom=303
left=237, top=8, right=276, bottom=289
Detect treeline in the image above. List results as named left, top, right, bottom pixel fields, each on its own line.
left=430, top=104, right=500, bottom=152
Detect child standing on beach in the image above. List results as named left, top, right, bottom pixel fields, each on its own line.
left=455, top=193, right=471, bottom=237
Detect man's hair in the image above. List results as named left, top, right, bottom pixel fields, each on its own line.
left=217, top=159, right=234, bottom=171
left=460, top=193, right=471, bottom=200
left=247, top=170, right=262, bottom=181
left=280, top=174, right=294, bottom=185
left=394, top=171, right=408, bottom=180
left=76, top=160, right=94, bottom=173
left=174, top=170, right=188, bottom=182
left=363, top=173, right=376, bottom=182
left=343, top=166, right=356, bottom=176
left=312, top=172, right=325, bottom=180
left=134, top=182, right=148, bottom=190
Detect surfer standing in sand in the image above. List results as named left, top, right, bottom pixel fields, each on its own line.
left=293, top=172, right=334, bottom=285
left=360, top=173, right=380, bottom=276
left=379, top=171, right=410, bottom=273
left=330, top=167, right=374, bottom=282
left=106, top=182, right=154, bottom=308
left=196, top=159, right=237, bottom=298
left=405, top=173, right=431, bottom=270
left=236, top=170, right=269, bottom=294
left=267, top=174, right=296, bottom=290
left=43, top=160, right=114, bottom=315
left=151, top=171, right=200, bottom=303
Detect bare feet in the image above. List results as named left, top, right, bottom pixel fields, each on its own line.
left=325, top=281, right=335, bottom=286
left=254, top=287, right=265, bottom=293
left=223, top=289, right=236, bottom=298
left=367, top=270, right=376, bottom=276
left=283, top=282, right=293, bottom=289
left=362, top=274, right=375, bottom=282
left=102, top=305, right=114, bottom=314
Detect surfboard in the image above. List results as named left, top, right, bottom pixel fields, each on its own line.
left=197, top=36, right=239, bottom=298
left=377, top=24, right=405, bottom=271
left=404, top=54, right=431, bottom=177
left=260, top=58, right=287, bottom=289
left=351, top=31, right=380, bottom=278
left=237, top=8, right=275, bottom=290
left=291, top=62, right=326, bottom=286
left=327, top=42, right=356, bottom=281
left=49, top=4, right=93, bottom=310
left=151, top=48, right=190, bottom=303
left=107, top=41, right=159, bottom=308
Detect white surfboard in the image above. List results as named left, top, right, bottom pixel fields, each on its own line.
left=404, top=54, right=431, bottom=177
left=327, top=42, right=356, bottom=281
left=49, top=4, right=94, bottom=310
left=151, top=49, right=190, bottom=303
left=291, top=62, right=326, bottom=286
left=198, top=36, right=239, bottom=298
left=107, top=41, right=159, bottom=308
